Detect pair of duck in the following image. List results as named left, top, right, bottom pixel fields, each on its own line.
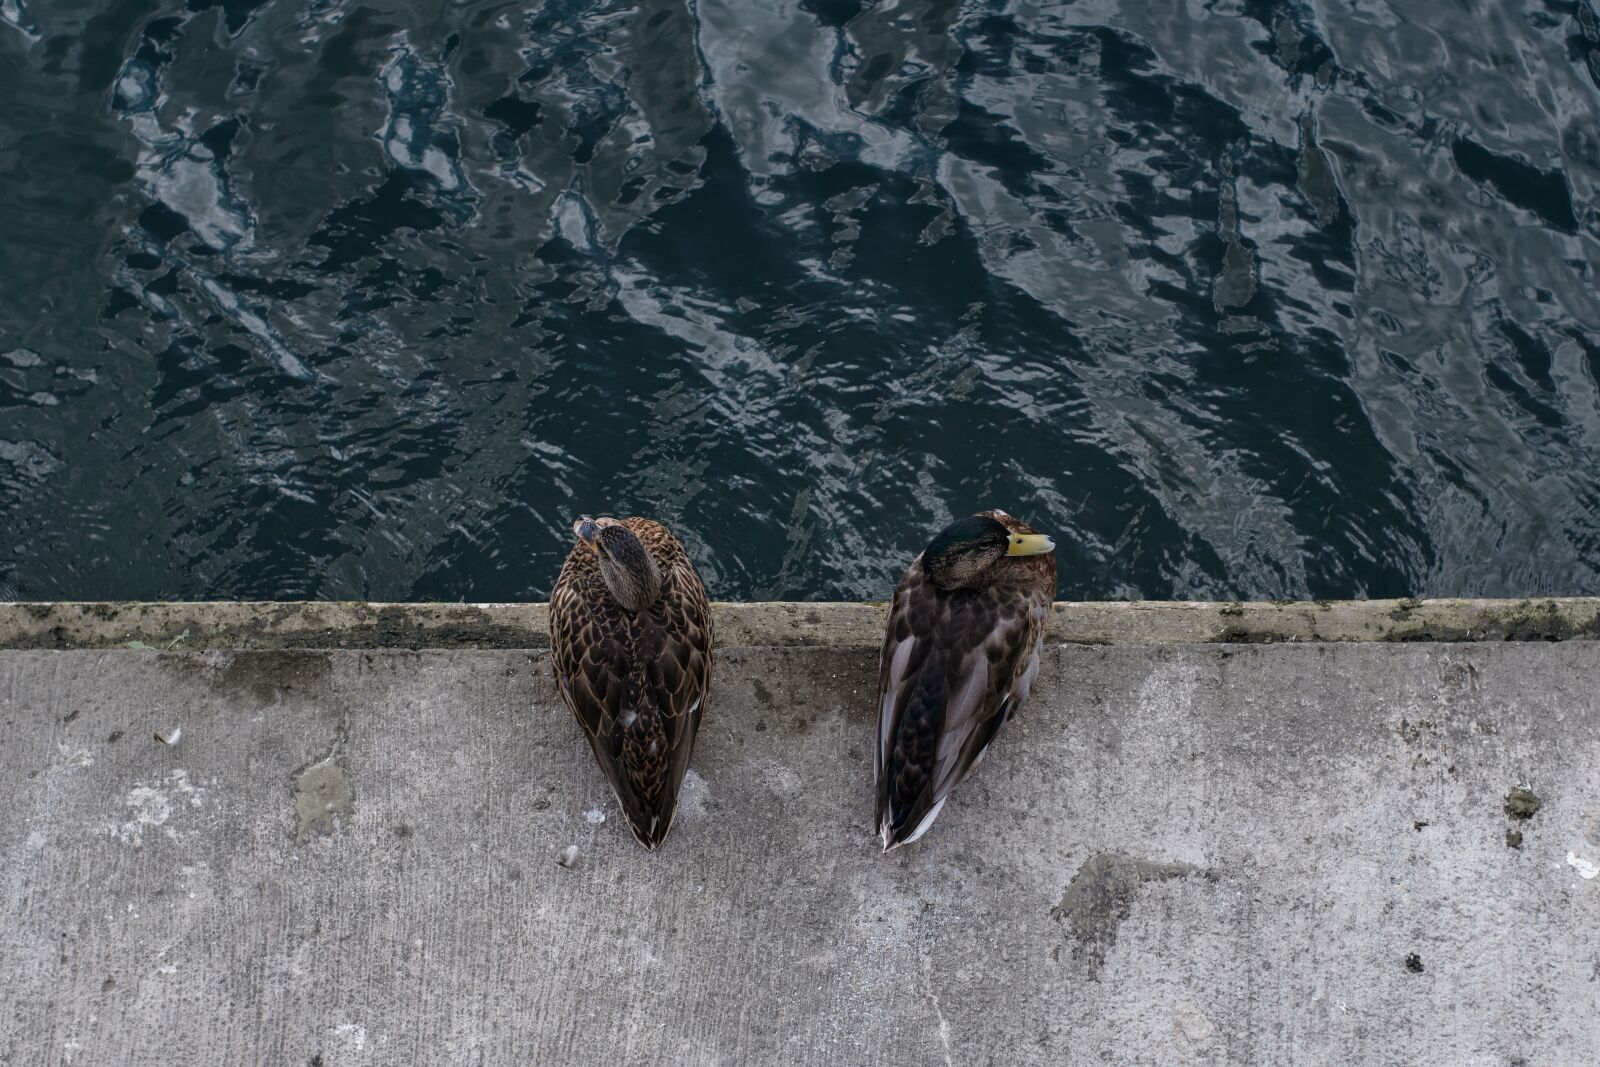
left=551, top=509, right=1056, bottom=852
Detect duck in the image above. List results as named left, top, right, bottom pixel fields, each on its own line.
left=550, top=516, right=714, bottom=850
left=874, top=509, right=1057, bottom=851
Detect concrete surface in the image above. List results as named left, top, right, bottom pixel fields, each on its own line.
left=2, top=628, right=1598, bottom=1065
left=4, top=596, right=1600, bottom=649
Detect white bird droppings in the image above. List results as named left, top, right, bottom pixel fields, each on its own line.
left=584, top=808, right=606, bottom=826
left=677, top=769, right=710, bottom=821
left=114, top=771, right=202, bottom=844
left=1567, top=851, right=1600, bottom=879
left=333, top=1023, right=368, bottom=1052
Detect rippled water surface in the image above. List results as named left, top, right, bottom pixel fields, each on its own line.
left=2, top=0, right=1599, bottom=601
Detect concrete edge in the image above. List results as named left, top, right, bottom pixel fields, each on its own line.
left=1, top=598, right=1598, bottom=650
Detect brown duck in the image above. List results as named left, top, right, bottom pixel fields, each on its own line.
left=874, top=510, right=1056, bottom=850
left=550, top=516, right=714, bottom=849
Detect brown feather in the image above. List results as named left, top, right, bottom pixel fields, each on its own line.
left=550, top=518, right=714, bottom=849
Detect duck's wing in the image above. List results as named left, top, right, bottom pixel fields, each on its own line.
left=874, top=561, right=1043, bottom=850
left=637, top=551, right=714, bottom=843
left=550, top=552, right=632, bottom=761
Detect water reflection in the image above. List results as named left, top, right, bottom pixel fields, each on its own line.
left=0, top=0, right=1597, bottom=601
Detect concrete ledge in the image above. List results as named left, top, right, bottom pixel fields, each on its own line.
left=3, top=596, right=1600, bottom=649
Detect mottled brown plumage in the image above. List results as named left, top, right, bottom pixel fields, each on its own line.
left=550, top=516, right=713, bottom=850
left=874, top=509, right=1056, bottom=850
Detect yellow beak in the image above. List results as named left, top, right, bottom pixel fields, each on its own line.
left=1006, top=533, right=1055, bottom=557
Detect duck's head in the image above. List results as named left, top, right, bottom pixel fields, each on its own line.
left=574, top=516, right=662, bottom=614
left=922, top=514, right=1054, bottom=591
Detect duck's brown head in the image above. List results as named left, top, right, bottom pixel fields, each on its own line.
left=574, top=516, right=663, bottom=614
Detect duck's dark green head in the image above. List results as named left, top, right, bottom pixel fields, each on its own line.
left=922, top=514, right=1054, bottom=591
left=574, top=516, right=662, bottom=613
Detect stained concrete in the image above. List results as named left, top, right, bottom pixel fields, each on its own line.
left=1, top=639, right=1599, bottom=1065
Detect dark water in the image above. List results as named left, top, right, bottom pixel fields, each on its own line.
left=2, top=0, right=1598, bottom=602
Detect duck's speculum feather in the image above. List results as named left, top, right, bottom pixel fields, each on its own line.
left=874, top=509, right=1056, bottom=850
left=551, top=517, right=714, bottom=850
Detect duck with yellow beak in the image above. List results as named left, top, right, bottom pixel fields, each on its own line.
left=874, top=510, right=1056, bottom=851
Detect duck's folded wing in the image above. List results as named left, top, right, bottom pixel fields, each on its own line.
left=554, top=613, right=685, bottom=844
left=646, top=576, right=714, bottom=795
left=550, top=583, right=629, bottom=740
left=602, top=562, right=711, bottom=843
left=551, top=584, right=647, bottom=824
left=875, top=576, right=1031, bottom=842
